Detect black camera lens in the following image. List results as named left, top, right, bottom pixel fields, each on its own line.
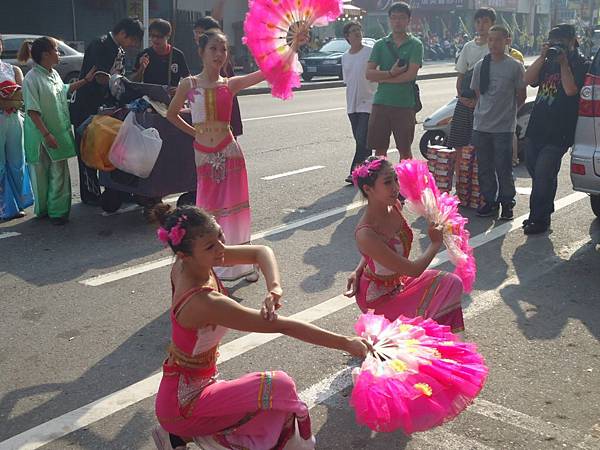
left=546, top=43, right=566, bottom=59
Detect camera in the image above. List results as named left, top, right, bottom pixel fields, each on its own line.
left=546, top=43, right=566, bottom=60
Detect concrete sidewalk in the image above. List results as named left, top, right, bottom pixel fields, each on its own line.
left=240, top=56, right=537, bottom=96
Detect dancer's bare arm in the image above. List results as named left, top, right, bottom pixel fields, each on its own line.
left=166, top=77, right=196, bottom=138
left=228, top=71, right=265, bottom=94
left=179, top=290, right=371, bottom=357
left=223, top=245, right=282, bottom=318
left=355, top=226, right=442, bottom=278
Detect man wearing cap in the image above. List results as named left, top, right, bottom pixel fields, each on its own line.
left=523, top=24, right=590, bottom=235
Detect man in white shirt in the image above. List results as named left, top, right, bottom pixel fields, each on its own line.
left=341, top=21, right=375, bottom=184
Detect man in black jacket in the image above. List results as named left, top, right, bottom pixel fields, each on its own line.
left=70, top=17, right=144, bottom=206
left=523, top=24, right=590, bottom=234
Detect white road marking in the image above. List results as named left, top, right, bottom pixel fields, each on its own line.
left=4, top=191, right=588, bottom=449
left=80, top=200, right=365, bottom=286
left=0, top=232, right=20, bottom=240
left=261, top=165, right=325, bottom=181
left=243, top=107, right=345, bottom=122
left=516, top=186, right=532, bottom=196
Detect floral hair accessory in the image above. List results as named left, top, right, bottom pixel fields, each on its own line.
left=351, top=157, right=385, bottom=187
left=156, top=215, right=187, bottom=247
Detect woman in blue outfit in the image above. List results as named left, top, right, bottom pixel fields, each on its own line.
left=0, top=34, right=34, bottom=220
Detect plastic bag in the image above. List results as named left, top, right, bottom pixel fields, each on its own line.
left=109, top=111, right=162, bottom=178
left=81, top=115, right=123, bottom=171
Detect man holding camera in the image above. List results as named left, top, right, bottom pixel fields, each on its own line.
left=523, top=24, right=590, bottom=235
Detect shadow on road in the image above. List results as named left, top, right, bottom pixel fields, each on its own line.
left=0, top=202, right=163, bottom=287
left=0, top=311, right=169, bottom=442
left=499, top=218, right=600, bottom=341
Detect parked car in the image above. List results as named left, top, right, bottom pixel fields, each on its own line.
left=570, top=50, right=600, bottom=218
left=299, top=38, right=376, bottom=81
left=1, top=34, right=83, bottom=84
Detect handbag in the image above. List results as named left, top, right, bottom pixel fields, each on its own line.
left=385, top=40, right=422, bottom=112
left=109, top=112, right=163, bottom=178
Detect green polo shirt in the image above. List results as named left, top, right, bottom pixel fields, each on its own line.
left=369, top=34, right=423, bottom=108
left=23, top=64, right=76, bottom=163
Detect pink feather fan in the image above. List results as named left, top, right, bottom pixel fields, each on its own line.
left=395, top=160, right=476, bottom=293
left=351, top=312, right=488, bottom=434
left=243, top=0, right=343, bottom=99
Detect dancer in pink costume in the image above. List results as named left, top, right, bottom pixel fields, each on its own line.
left=150, top=204, right=370, bottom=450
left=345, top=157, right=465, bottom=332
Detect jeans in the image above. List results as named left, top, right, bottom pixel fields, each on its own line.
left=472, top=130, right=516, bottom=205
left=348, top=112, right=371, bottom=173
left=525, top=140, right=568, bottom=225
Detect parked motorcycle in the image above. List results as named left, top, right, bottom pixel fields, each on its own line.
left=419, top=96, right=536, bottom=160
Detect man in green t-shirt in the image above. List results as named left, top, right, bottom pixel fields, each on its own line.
left=366, top=2, right=423, bottom=160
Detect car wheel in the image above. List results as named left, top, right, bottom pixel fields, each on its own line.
left=301, top=74, right=313, bottom=82
left=591, top=195, right=600, bottom=218
left=419, top=130, right=447, bottom=159
left=101, top=189, right=123, bottom=213
left=177, top=191, right=196, bottom=207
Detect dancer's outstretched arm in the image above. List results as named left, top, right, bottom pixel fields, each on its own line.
left=180, top=289, right=372, bottom=357
left=228, top=71, right=266, bottom=94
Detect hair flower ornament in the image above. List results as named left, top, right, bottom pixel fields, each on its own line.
left=351, top=157, right=385, bottom=186
left=156, top=215, right=188, bottom=247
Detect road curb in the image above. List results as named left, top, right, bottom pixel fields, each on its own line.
left=238, top=70, right=457, bottom=96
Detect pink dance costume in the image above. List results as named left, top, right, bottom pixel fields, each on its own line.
left=355, top=205, right=465, bottom=332
left=188, top=78, right=253, bottom=280
left=155, top=273, right=315, bottom=449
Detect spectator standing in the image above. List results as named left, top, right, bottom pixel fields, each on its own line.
left=366, top=2, right=423, bottom=160
left=69, top=18, right=144, bottom=206
left=470, top=25, right=526, bottom=220
left=447, top=8, right=496, bottom=175
left=22, top=37, right=96, bottom=225
left=341, top=21, right=375, bottom=184
left=0, top=34, right=33, bottom=221
left=132, top=19, right=190, bottom=90
left=522, top=25, right=590, bottom=234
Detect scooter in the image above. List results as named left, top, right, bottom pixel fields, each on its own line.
left=420, top=95, right=536, bottom=160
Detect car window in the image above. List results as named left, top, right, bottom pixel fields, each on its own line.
left=2, top=38, right=24, bottom=59
left=320, top=40, right=350, bottom=53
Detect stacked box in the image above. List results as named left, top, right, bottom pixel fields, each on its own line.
left=428, top=146, right=455, bottom=193
left=426, top=145, right=440, bottom=173
left=455, top=145, right=481, bottom=209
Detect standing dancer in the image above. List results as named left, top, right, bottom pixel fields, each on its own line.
left=150, top=204, right=370, bottom=450
left=345, top=157, right=465, bottom=332
left=167, top=29, right=261, bottom=281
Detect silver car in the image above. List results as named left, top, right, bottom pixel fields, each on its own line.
left=1, top=34, right=83, bottom=84
left=571, top=53, right=600, bottom=218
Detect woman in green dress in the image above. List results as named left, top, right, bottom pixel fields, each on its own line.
left=21, top=37, right=95, bottom=225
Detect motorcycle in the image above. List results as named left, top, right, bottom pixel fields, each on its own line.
left=419, top=95, right=536, bottom=160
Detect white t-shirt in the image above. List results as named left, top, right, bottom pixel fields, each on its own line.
left=341, top=45, right=375, bottom=114
left=455, top=39, right=489, bottom=74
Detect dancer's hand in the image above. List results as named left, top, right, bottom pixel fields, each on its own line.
left=428, top=223, right=444, bottom=246
left=261, top=288, right=282, bottom=321
left=345, top=271, right=359, bottom=297
left=345, top=336, right=373, bottom=358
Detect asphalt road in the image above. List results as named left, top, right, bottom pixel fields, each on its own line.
left=1, top=78, right=599, bottom=450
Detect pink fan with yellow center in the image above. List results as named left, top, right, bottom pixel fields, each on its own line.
left=243, top=0, right=343, bottom=99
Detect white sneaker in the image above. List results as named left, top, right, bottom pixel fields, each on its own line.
left=151, top=424, right=187, bottom=450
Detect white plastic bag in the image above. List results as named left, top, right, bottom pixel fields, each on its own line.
left=109, top=112, right=162, bottom=178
